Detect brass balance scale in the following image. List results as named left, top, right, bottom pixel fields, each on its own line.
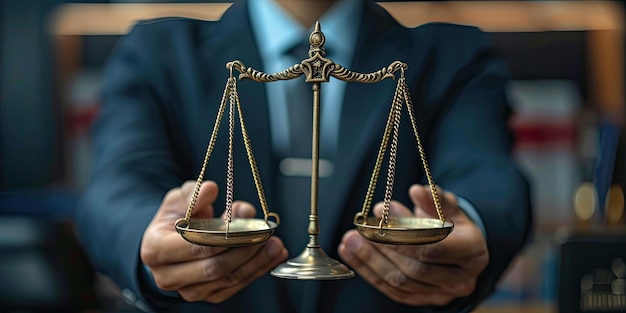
left=174, top=22, right=454, bottom=280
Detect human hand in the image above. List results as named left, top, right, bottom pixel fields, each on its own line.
left=338, top=184, right=489, bottom=306
left=140, top=181, right=288, bottom=303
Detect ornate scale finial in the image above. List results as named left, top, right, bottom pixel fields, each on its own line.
left=308, top=21, right=326, bottom=58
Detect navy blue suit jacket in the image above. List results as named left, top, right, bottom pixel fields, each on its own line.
left=76, top=1, right=532, bottom=312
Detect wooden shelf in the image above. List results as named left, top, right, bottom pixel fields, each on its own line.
left=49, top=3, right=231, bottom=36
left=49, top=1, right=623, bottom=35
left=49, top=1, right=625, bottom=117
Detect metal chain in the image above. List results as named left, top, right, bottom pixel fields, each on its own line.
left=233, top=80, right=275, bottom=223
left=401, top=77, right=445, bottom=224
left=184, top=77, right=233, bottom=222
left=357, top=72, right=446, bottom=227
left=358, top=77, right=405, bottom=221
left=223, top=77, right=236, bottom=236
left=378, top=79, right=404, bottom=229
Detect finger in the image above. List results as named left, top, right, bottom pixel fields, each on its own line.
left=378, top=220, right=487, bottom=263
left=223, top=201, right=257, bottom=219
left=375, top=244, right=476, bottom=297
left=152, top=237, right=269, bottom=290
left=338, top=231, right=410, bottom=292
left=339, top=231, right=448, bottom=295
left=407, top=184, right=490, bottom=261
left=410, top=184, right=457, bottom=218
left=338, top=231, right=456, bottom=306
left=184, top=181, right=219, bottom=219
left=378, top=223, right=488, bottom=271
left=155, top=181, right=218, bottom=221
left=141, top=232, right=228, bottom=267
left=176, top=237, right=288, bottom=303
left=372, top=200, right=413, bottom=218
left=154, top=184, right=192, bottom=221
left=152, top=201, right=256, bottom=266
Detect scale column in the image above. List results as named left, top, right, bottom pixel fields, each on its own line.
left=308, top=82, right=321, bottom=245
left=270, top=22, right=354, bottom=279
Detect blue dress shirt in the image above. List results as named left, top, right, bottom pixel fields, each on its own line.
left=248, top=0, right=362, bottom=156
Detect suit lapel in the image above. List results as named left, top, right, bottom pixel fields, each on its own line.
left=318, top=2, right=410, bottom=249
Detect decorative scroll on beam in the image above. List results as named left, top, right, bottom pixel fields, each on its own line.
left=227, top=59, right=407, bottom=84
left=226, top=22, right=407, bottom=84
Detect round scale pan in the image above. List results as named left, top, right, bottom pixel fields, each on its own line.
left=355, top=217, right=454, bottom=245
left=176, top=218, right=278, bottom=247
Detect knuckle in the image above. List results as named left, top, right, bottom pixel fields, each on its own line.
left=421, top=245, right=442, bottom=260
left=358, top=246, right=375, bottom=263
left=455, top=279, right=476, bottom=297
left=152, top=274, right=175, bottom=291
left=201, top=258, right=222, bottom=280
left=384, top=270, right=407, bottom=287
left=190, top=243, right=210, bottom=258
left=369, top=274, right=386, bottom=288
left=223, top=272, right=241, bottom=286
left=179, top=289, right=203, bottom=302
left=140, top=246, right=159, bottom=266
left=404, top=259, right=426, bottom=279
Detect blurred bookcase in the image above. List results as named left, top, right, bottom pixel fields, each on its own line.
left=48, top=1, right=624, bottom=312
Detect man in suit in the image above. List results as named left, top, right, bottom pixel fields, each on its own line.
left=75, top=0, right=532, bottom=312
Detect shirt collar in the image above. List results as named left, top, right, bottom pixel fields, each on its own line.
left=248, top=0, right=362, bottom=64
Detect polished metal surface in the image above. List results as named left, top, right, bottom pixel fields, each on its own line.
left=175, top=218, right=278, bottom=247
left=271, top=244, right=354, bottom=280
left=354, top=217, right=454, bottom=245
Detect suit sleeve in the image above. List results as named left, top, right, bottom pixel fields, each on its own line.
left=75, top=23, right=185, bottom=310
left=423, top=26, right=533, bottom=311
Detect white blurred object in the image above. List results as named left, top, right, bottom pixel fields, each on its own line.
left=508, top=80, right=585, bottom=228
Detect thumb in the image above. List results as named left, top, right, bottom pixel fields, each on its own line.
left=225, top=201, right=257, bottom=219
left=409, top=184, right=458, bottom=218
left=182, top=180, right=219, bottom=219
left=372, top=200, right=413, bottom=218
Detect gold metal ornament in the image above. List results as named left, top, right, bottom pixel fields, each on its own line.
left=175, top=22, right=453, bottom=280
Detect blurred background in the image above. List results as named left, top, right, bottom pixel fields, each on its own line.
left=1, top=0, right=626, bottom=312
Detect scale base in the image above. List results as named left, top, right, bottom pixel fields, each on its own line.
left=271, top=245, right=354, bottom=280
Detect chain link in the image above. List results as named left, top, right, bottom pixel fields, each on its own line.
left=233, top=80, right=272, bottom=220
left=357, top=70, right=447, bottom=228
left=401, top=77, right=445, bottom=225
left=359, top=75, right=405, bottom=220
left=223, top=77, right=237, bottom=236
left=378, top=79, right=404, bottom=229
left=184, top=77, right=233, bottom=222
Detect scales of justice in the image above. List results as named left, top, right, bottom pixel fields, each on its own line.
left=174, top=22, right=454, bottom=280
